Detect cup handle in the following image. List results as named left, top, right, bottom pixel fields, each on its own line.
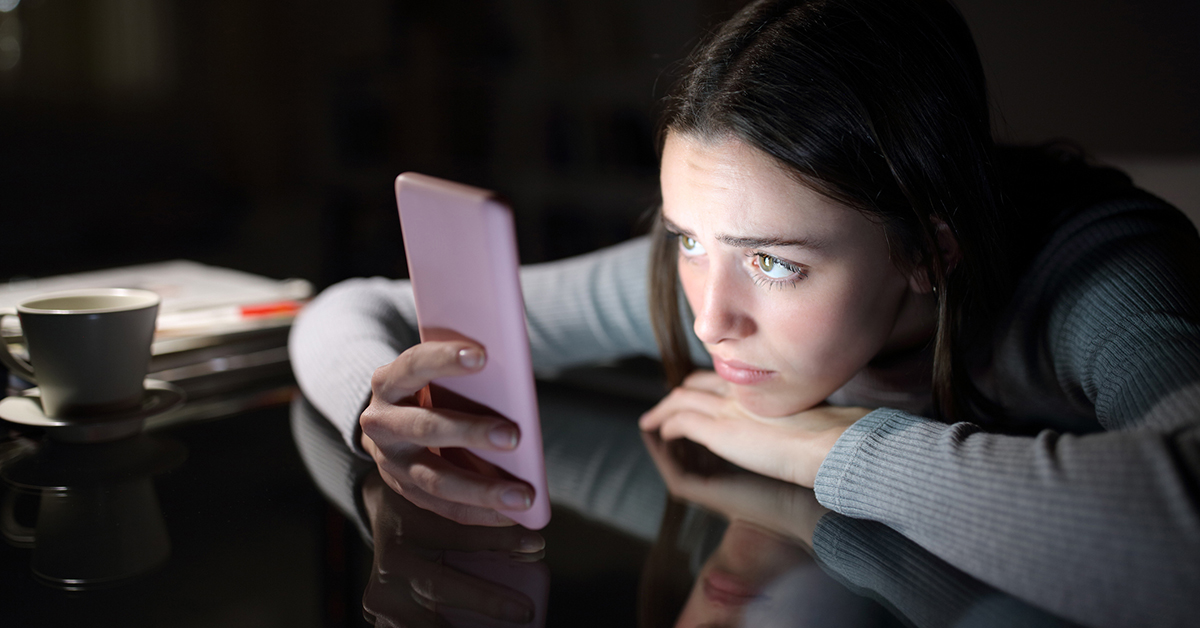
left=0, top=309, right=37, bottom=383
left=1, top=488, right=37, bottom=546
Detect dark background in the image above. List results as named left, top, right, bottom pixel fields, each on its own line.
left=1, top=0, right=1197, bottom=289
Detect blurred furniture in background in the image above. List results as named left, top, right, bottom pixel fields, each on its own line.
left=2, top=0, right=1196, bottom=291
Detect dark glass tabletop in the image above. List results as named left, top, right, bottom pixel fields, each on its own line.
left=0, top=373, right=1085, bottom=627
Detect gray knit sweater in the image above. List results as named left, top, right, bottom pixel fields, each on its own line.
left=288, top=193, right=1200, bottom=628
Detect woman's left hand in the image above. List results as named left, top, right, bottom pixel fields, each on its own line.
left=638, top=370, right=872, bottom=487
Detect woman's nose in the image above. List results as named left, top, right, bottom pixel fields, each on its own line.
left=692, top=263, right=756, bottom=345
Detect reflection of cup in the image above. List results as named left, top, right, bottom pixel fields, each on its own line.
left=0, top=289, right=159, bottom=418
left=2, top=481, right=171, bottom=589
left=0, top=435, right=185, bottom=589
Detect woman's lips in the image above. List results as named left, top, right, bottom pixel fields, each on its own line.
left=702, top=569, right=760, bottom=607
left=712, top=355, right=776, bottom=385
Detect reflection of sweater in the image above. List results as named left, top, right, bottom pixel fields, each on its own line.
left=289, top=193, right=1200, bottom=628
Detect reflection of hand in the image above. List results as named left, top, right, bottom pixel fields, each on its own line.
left=642, top=431, right=831, bottom=546
left=638, top=371, right=871, bottom=488
left=361, top=472, right=544, bottom=626
left=359, top=340, right=534, bottom=526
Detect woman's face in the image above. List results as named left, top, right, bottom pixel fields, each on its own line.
left=660, top=132, right=927, bottom=417
left=674, top=521, right=810, bottom=628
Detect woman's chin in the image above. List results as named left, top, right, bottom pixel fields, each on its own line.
left=732, top=387, right=824, bottom=419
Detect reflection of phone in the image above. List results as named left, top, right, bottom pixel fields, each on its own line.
left=395, top=172, right=550, bottom=530
left=441, top=551, right=550, bottom=628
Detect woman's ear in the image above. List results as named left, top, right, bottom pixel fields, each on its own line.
left=907, top=217, right=962, bottom=294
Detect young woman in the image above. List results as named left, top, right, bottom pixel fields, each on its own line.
left=290, top=0, right=1200, bottom=624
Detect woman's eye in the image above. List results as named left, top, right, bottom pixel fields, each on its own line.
left=679, top=236, right=706, bottom=256
left=755, top=253, right=799, bottom=279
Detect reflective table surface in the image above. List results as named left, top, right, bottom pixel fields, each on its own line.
left=0, top=375, right=1109, bottom=627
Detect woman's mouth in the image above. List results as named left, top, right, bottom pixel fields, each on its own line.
left=702, top=569, right=761, bottom=607
left=712, top=356, right=776, bottom=385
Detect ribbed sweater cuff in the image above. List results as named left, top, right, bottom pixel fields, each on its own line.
left=813, top=407, right=932, bottom=517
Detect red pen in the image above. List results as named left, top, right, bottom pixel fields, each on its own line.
left=156, top=300, right=304, bottom=331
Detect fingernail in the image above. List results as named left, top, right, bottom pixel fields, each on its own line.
left=489, top=425, right=519, bottom=449
left=500, top=599, right=534, bottom=624
left=458, top=347, right=485, bottom=369
left=501, top=489, right=532, bottom=510
left=518, top=533, right=545, bottom=553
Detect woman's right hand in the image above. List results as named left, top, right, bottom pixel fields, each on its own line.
left=359, top=340, right=534, bottom=526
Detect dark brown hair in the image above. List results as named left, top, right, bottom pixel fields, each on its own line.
left=650, top=0, right=1012, bottom=420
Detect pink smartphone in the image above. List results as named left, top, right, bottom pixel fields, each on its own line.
left=394, top=172, right=551, bottom=530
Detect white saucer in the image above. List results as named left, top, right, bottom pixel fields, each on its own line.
left=0, top=380, right=185, bottom=443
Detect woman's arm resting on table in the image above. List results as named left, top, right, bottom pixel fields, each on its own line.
left=289, top=236, right=672, bottom=453
left=289, top=236, right=694, bottom=524
left=818, top=202, right=1200, bottom=628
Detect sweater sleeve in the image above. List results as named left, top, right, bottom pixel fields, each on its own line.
left=811, top=514, right=1081, bottom=628
left=288, top=235, right=703, bottom=456
left=813, top=198, right=1200, bottom=628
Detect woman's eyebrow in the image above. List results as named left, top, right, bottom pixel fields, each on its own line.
left=717, top=233, right=828, bottom=250
left=661, top=216, right=827, bottom=250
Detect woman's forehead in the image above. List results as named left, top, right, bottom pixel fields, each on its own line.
left=661, top=132, right=784, bottom=196
left=660, top=133, right=864, bottom=243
